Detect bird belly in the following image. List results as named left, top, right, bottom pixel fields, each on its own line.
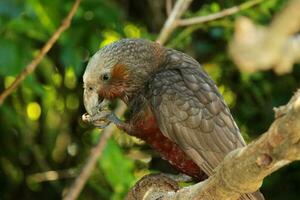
left=133, top=114, right=207, bottom=180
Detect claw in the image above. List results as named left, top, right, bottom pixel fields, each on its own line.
left=82, top=111, right=122, bottom=129
left=82, top=97, right=123, bottom=129
left=106, top=112, right=122, bottom=125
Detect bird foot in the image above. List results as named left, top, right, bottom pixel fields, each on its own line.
left=161, top=173, right=193, bottom=182
left=82, top=111, right=122, bottom=129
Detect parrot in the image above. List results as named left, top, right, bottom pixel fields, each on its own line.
left=82, top=39, right=264, bottom=200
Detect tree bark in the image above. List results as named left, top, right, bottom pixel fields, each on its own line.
left=126, top=89, right=300, bottom=200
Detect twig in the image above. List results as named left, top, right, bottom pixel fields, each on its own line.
left=168, top=0, right=264, bottom=48
left=268, top=0, right=300, bottom=43
left=157, top=0, right=193, bottom=44
left=229, top=0, right=300, bottom=74
left=63, top=101, right=127, bottom=200
left=158, top=0, right=263, bottom=46
left=63, top=1, right=195, bottom=199
left=32, top=145, right=62, bottom=189
left=27, top=169, right=77, bottom=183
left=178, top=0, right=263, bottom=26
left=166, top=0, right=173, bottom=16
left=0, top=0, right=81, bottom=106
left=127, top=89, right=300, bottom=200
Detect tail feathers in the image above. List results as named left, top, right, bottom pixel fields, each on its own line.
left=240, top=191, right=265, bottom=200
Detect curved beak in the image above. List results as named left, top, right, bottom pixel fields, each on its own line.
left=83, top=88, right=110, bottom=116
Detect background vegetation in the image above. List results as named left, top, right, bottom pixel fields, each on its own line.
left=0, top=0, right=299, bottom=199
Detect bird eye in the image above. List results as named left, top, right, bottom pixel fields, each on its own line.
left=101, top=73, right=110, bottom=81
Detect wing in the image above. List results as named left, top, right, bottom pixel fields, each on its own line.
left=149, top=61, right=246, bottom=176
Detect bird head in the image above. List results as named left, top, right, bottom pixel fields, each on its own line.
left=83, top=39, right=165, bottom=116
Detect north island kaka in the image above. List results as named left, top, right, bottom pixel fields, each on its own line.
left=82, top=39, right=264, bottom=200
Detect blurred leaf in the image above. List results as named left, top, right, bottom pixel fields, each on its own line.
left=99, top=139, right=136, bottom=200
left=7, top=17, right=48, bottom=41
left=61, top=47, right=83, bottom=76
left=0, top=1, right=23, bottom=18
left=28, top=0, right=56, bottom=33
left=0, top=38, right=18, bottom=75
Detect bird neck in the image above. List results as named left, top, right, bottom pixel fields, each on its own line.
left=122, top=45, right=197, bottom=104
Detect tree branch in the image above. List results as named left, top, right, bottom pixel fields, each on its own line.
left=157, top=0, right=193, bottom=44
left=63, top=101, right=127, bottom=200
left=166, top=0, right=173, bottom=17
left=126, top=88, right=300, bottom=200
left=229, top=0, right=300, bottom=74
left=178, top=0, right=262, bottom=26
left=0, top=0, right=81, bottom=106
left=168, top=0, right=263, bottom=48
left=159, top=0, right=263, bottom=45
left=125, top=1, right=300, bottom=199
left=27, top=169, right=76, bottom=183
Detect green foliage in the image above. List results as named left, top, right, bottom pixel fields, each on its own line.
left=99, top=139, right=135, bottom=200
left=0, top=0, right=299, bottom=199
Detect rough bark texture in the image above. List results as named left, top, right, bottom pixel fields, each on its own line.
left=126, top=89, right=300, bottom=200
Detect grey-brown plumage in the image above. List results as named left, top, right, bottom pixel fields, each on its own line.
left=82, top=39, right=264, bottom=200
left=149, top=51, right=245, bottom=175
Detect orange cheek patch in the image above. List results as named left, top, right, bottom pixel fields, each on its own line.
left=98, top=63, right=129, bottom=100
left=111, top=63, right=129, bottom=81
left=98, top=85, right=121, bottom=100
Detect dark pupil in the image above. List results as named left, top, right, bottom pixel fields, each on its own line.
left=102, top=74, right=109, bottom=81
